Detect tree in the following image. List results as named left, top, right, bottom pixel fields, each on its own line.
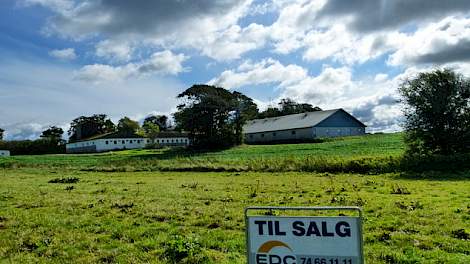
left=398, top=69, right=470, bottom=155
left=174, top=84, right=257, bottom=149
left=144, top=122, right=160, bottom=144
left=257, top=98, right=322, bottom=118
left=40, top=126, right=64, bottom=144
left=68, top=114, right=115, bottom=142
left=117, top=117, right=140, bottom=136
left=0, top=128, right=4, bottom=140
left=143, top=115, right=168, bottom=131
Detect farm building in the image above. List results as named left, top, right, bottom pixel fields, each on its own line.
left=0, top=150, right=10, bottom=157
left=66, top=131, right=190, bottom=153
left=243, top=109, right=366, bottom=144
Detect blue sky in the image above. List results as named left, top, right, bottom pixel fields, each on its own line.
left=1, top=0, right=470, bottom=139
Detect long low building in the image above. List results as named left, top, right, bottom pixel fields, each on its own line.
left=243, top=109, right=366, bottom=144
left=66, top=131, right=190, bottom=153
left=0, top=150, right=10, bottom=157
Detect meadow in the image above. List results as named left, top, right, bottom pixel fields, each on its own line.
left=1, top=133, right=469, bottom=263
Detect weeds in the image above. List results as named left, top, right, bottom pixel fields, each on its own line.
left=391, top=185, right=411, bottom=194
left=48, top=177, right=80, bottom=184
left=163, top=235, right=208, bottom=263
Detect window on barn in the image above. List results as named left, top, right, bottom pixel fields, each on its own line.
left=261, top=133, right=265, bottom=138
left=114, top=141, right=117, bottom=144
left=273, top=132, right=276, bottom=136
left=122, top=140, right=125, bottom=144
left=105, top=141, right=109, bottom=144
left=249, top=134, right=253, bottom=139
left=292, top=130, right=296, bottom=135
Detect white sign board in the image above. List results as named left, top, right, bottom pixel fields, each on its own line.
left=246, top=216, right=363, bottom=264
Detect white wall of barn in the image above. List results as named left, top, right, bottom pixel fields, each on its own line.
left=66, top=137, right=190, bottom=153
left=0, top=150, right=10, bottom=157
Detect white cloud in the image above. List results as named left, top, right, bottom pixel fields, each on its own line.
left=389, top=16, right=470, bottom=66
left=280, top=67, right=354, bottom=105
left=74, top=50, right=188, bottom=83
left=208, top=58, right=307, bottom=89
left=0, top=57, right=184, bottom=139
left=49, top=48, right=76, bottom=60
left=95, top=40, right=133, bottom=62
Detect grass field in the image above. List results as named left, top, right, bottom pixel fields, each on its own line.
left=2, top=133, right=406, bottom=173
left=1, top=133, right=469, bottom=263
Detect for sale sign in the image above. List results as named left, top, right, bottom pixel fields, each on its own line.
left=246, top=216, right=363, bottom=264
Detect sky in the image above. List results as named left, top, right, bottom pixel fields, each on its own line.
left=1, top=0, right=470, bottom=140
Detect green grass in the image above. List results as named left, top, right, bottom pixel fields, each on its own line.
left=1, top=133, right=406, bottom=173
left=0, top=169, right=469, bottom=263
left=1, top=133, right=469, bottom=263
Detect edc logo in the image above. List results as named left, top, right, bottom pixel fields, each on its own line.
left=255, top=240, right=296, bottom=264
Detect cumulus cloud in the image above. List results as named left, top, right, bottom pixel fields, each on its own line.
left=389, top=17, right=470, bottom=66
left=24, top=0, right=256, bottom=60
left=208, top=58, right=307, bottom=89
left=95, top=40, right=133, bottom=62
left=49, top=48, right=76, bottom=60
left=317, top=0, right=470, bottom=32
left=74, top=50, right=188, bottom=83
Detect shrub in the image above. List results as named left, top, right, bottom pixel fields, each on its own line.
left=163, top=235, right=208, bottom=263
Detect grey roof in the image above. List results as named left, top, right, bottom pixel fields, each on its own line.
left=243, top=109, right=343, bottom=134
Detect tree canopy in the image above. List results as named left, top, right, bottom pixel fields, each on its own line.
left=40, top=126, right=64, bottom=143
left=117, top=117, right=140, bottom=137
left=174, top=84, right=257, bottom=149
left=0, top=128, right=4, bottom=140
left=257, top=98, right=322, bottom=119
left=399, top=69, right=470, bottom=155
left=68, top=114, right=115, bottom=142
left=143, top=115, right=168, bottom=132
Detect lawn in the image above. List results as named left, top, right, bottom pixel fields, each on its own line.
left=2, top=133, right=406, bottom=173
left=0, top=169, right=469, bottom=263
left=0, top=133, right=469, bottom=263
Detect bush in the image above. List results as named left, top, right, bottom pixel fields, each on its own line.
left=163, top=235, right=209, bottom=263
left=0, top=139, right=65, bottom=155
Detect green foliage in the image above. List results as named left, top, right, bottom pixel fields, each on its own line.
left=0, top=127, right=4, bottom=140
left=68, top=114, right=115, bottom=142
left=257, top=98, right=322, bottom=119
left=40, top=126, right=65, bottom=148
left=117, top=117, right=140, bottom=136
left=0, top=138, right=65, bottom=155
left=163, top=235, right=208, bottom=263
left=399, top=69, right=470, bottom=155
left=142, top=122, right=160, bottom=143
left=143, top=115, right=168, bottom=131
left=174, top=84, right=257, bottom=149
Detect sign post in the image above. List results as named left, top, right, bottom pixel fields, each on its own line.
left=245, top=206, right=364, bottom=264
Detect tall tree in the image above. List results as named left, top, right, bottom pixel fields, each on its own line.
left=117, top=117, right=140, bottom=136
left=232, top=91, right=259, bottom=145
left=174, top=84, right=257, bottom=149
left=257, top=98, right=322, bottom=119
left=399, top=69, right=470, bottom=155
left=40, top=126, right=64, bottom=143
left=143, top=115, right=168, bottom=131
left=144, top=122, right=160, bottom=144
left=0, top=128, right=4, bottom=140
left=68, top=114, right=115, bottom=142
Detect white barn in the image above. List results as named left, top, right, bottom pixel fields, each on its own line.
left=243, top=109, right=366, bottom=144
left=66, top=132, right=190, bottom=153
left=0, top=150, right=10, bottom=157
